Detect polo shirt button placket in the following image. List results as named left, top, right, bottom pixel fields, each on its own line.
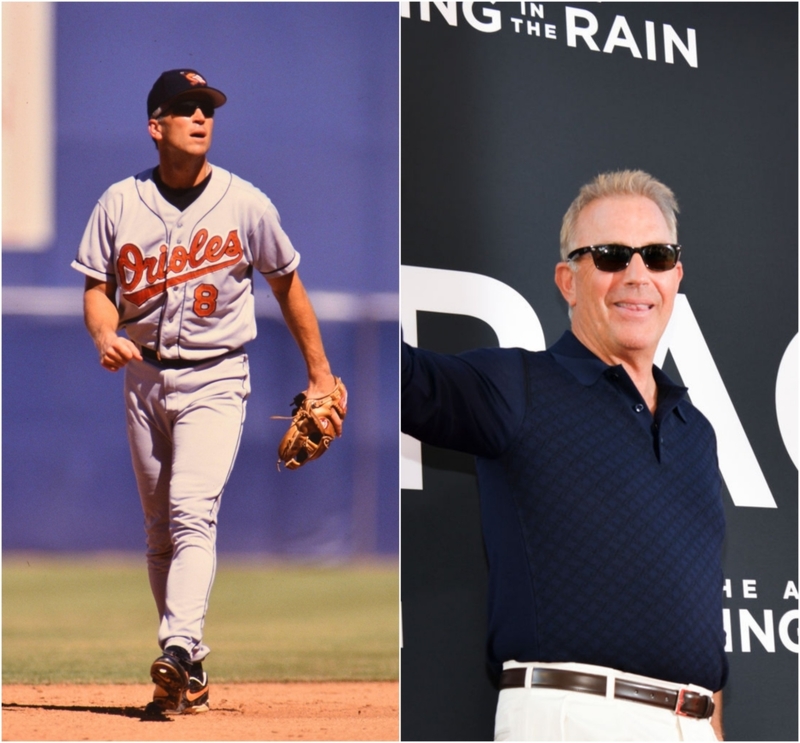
left=651, top=421, right=666, bottom=461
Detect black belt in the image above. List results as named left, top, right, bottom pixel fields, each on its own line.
left=500, top=667, right=715, bottom=720
left=140, top=346, right=243, bottom=369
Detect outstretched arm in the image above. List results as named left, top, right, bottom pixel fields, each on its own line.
left=83, top=276, right=142, bottom=372
left=402, top=341, right=526, bottom=458
left=267, top=271, right=341, bottom=432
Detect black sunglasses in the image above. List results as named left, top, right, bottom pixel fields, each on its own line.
left=166, top=99, right=215, bottom=118
left=567, top=244, right=681, bottom=272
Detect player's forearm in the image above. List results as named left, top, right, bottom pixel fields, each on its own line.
left=83, top=279, right=121, bottom=352
left=83, top=277, right=142, bottom=371
left=268, top=271, right=334, bottom=393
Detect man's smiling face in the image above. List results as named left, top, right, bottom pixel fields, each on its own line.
left=555, top=194, right=683, bottom=366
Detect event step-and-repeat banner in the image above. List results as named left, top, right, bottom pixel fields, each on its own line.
left=401, top=3, right=797, bottom=741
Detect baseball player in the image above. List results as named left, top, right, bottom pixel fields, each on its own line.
left=72, top=69, right=343, bottom=714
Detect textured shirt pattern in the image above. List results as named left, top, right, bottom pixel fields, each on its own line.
left=402, top=331, right=728, bottom=691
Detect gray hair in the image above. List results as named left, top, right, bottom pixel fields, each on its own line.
left=559, top=170, right=679, bottom=261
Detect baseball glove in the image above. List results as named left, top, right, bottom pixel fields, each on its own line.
left=274, top=377, right=347, bottom=470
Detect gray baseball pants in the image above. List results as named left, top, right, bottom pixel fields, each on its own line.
left=124, top=351, right=250, bottom=662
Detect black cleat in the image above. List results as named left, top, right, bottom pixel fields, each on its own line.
left=149, top=646, right=210, bottom=714
left=182, top=662, right=210, bottom=714
left=150, top=645, right=191, bottom=713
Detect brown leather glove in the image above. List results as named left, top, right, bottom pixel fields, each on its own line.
left=274, top=377, right=347, bottom=470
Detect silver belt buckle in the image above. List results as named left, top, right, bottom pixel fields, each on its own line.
left=674, top=688, right=714, bottom=719
left=674, top=688, right=691, bottom=717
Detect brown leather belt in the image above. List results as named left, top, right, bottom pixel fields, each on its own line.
left=499, top=667, right=715, bottom=720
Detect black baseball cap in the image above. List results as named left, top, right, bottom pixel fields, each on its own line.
left=147, top=69, right=227, bottom=118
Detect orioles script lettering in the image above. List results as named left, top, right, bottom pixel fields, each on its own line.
left=117, top=229, right=243, bottom=306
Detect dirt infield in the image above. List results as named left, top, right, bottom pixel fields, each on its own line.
left=2, top=681, right=398, bottom=741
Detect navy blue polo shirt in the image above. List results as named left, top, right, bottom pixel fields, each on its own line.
left=402, top=331, right=728, bottom=692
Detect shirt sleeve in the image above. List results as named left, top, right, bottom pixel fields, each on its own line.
left=401, top=341, right=527, bottom=458
left=250, top=199, right=301, bottom=277
left=70, top=201, right=116, bottom=282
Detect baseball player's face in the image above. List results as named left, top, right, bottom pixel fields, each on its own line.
left=555, top=194, right=683, bottom=366
left=149, top=100, right=215, bottom=158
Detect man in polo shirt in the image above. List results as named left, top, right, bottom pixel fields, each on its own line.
left=401, top=170, right=726, bottom=741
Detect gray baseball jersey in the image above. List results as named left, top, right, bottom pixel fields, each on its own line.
left=72, top=165, right=299, bottom=663
left=72, top=164, right=300, bottom=358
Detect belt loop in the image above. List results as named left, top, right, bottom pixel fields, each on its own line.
left=605, top=670, right=615, bottom=700
left=524, top=666, right=533, bottom=689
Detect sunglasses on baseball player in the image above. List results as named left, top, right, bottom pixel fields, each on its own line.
left=567, top=243, right=681, bottom=272
left=166, top=99, right=215, bottom=118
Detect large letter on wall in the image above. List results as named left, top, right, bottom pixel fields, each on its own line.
left=656, top=294, right=777, bottom=508
left=401, top=265, right=545, bottom=489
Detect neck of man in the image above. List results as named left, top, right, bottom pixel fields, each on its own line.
left=619, top=360, right=658, bottom=414
left=572, top=327, right=659, bottom=413
left=157, top=151, right=209, bottom=190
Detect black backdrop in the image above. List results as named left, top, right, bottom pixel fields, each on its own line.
left=400, top=3, right=797, bottom=741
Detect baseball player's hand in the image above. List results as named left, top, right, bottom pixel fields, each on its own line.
left=306, top=374, right=344, bottom=437
left=98, top=333, right=143, bottom=372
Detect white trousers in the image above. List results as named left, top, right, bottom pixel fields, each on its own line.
left=124, top=352, right=250, bottom=662
left=494, top=662, right=719, bottom=742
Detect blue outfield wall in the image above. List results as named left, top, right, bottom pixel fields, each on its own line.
left=2, top=314, right=398, bottom=556
left=2, top=3, right=399, bottom=557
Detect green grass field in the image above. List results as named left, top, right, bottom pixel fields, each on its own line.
left=2, top=553, right=398, bottom=684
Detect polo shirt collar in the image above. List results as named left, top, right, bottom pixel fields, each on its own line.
left=548, top=330, right=609, bottom=386
left=548, top=330, right=689, bottom=422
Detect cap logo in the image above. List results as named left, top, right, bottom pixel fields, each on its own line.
left=182, top=72, right=207, bottom=86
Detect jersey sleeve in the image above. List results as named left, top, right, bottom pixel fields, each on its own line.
left=250, top=199, right=301, bottom=278
left=401, top=342, right=528, bottom=458
left=70, top=200, right=116, bottom=282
